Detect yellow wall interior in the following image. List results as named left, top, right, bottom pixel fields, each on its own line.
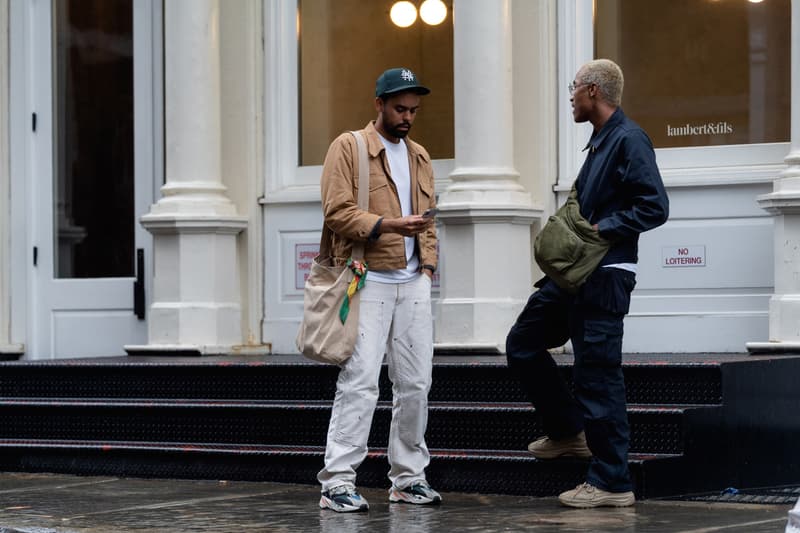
left=299, top=0, right=454, bottom=166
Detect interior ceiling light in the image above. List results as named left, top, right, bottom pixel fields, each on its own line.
left=390, top=1, right=418, bottom=28
left=420, top=0, right=447, bottom=25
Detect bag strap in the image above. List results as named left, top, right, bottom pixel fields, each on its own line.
left=350, top=131, right=369, bottom=261
left=319, top=131, right=369, bottom=261
left=352, top=131, right=369, bottom=212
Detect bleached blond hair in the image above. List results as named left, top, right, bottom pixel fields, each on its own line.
left=578, top=59, right=624, bottom=106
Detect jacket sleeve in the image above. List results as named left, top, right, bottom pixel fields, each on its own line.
left=320, top=132, right=382, bottom=241
left=415, top=146, right=438, bottom=271
left=419, top=189, right=438, bottom=271
left=596, top=130, right=669, bottom=240
left=420, top=218, right=438, bottom=271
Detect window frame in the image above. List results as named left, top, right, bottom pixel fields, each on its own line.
left=262, top=0, right=453, bottom=205
left=556, top=0, right=789, bottom=191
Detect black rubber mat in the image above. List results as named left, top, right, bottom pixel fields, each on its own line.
left=669, top=485, right=800, bottom=505
left=0, top=354, right=798, bottom=499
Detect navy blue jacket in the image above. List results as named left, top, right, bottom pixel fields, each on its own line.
left=575, top=108, right=669, bottom=265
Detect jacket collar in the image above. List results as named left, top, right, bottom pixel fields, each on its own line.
left=583, top=107, right=625, bottom=152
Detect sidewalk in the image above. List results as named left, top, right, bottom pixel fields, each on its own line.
left=0, top=473, right=792, bottom=533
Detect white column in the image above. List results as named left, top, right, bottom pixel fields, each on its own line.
left=0, top=0, right=22, bottom=357
left=746, top=0, right=800, bottom=353
left=434, top=0, right=540, bottom=353
left=127, top=0, right=247, bottom=355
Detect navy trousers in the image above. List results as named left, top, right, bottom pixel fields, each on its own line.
left=505, top=267, right=636, bottom=493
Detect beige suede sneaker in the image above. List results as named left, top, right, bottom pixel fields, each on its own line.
left=527, top=431, right=592, bottom=459
left=558, top=482, right=635, bottom=508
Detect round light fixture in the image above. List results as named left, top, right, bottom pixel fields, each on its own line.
left=390, top=1, right=418, bottom=28
left=420, top=0, right=447, bottom=25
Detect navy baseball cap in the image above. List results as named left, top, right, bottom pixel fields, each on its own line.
left=375, top=68, right=430, bottom=97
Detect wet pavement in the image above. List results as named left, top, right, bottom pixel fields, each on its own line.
left=0, top=473, right=794, bottom=532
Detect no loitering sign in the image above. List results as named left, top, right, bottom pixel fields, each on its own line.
left=662, top=245, right=706, bottom=268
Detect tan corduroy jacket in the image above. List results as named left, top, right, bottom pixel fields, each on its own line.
left=320, top=121, right=438, bottom=272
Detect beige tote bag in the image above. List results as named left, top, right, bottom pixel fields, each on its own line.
left=295, top=131, right=369, bottom=364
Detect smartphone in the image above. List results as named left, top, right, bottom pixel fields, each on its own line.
left=422, top=207, right=439, bottom=219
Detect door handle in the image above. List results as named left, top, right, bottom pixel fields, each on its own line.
left=133, top=248, right=145, bottom=320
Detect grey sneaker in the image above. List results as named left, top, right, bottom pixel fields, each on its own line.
left=558, top=482, right=635, bottom=508
left=389, top=481, right=442, bottom=505
left=527, top=431, right=592, bottom=459
left=319, top=484, right=369, bottom=512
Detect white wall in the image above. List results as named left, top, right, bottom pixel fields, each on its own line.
left=626, top=183, right=772, bottom=352
left=258, top=0, right=783, bottom=354
left=555, top=0, right=781, bottom=353
left=220, top=0, right=265, bottom=349
left=0, top=0, right=15, bottom=354
left=511, top=0, right=557, bottom=282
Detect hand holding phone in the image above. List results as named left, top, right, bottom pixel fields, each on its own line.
left=422, top=208, right=439, bottom=219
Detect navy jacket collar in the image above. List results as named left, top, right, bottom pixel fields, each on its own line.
left=583, top=107, right=625, bottom=152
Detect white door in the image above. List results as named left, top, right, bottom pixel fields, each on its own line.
left=16, top=0, right=162, bottom=359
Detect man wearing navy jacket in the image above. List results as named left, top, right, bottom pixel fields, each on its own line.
left=506, top=59, right=669, bottom=508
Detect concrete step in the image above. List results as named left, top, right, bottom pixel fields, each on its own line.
left=0, top=439, right=685, bottom=498
left=0, top=354, right=725, bottom=405
left=0, top=398, right=709, bottom=455
left=0, top=353, right=798, bottom=498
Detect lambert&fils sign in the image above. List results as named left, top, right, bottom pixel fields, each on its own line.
left=666, top=122, right=733, bottom=137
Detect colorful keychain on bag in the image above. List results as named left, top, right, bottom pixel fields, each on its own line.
left=339, top=258, right=368, bottom=323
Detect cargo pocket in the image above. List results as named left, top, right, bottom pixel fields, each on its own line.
left=573, top=318, right=627, bottom=419
left=418, top=178, right=434, bottom=202
left=581, top=318, right=624, bottom=368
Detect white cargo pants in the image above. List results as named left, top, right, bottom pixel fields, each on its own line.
left=318, top=274, right=434, bottom=491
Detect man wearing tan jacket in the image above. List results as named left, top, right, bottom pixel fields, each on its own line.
left=317, top=67, right=440, bottom=512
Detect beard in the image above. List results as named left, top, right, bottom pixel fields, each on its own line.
left=386, top=122, right=411, bottom=139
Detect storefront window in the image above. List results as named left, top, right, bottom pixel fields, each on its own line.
left=54, top=0, right=134, bottom=278
left=595, top=0, right=789, bottom=149
left=298, top=0, right=454, bottom=166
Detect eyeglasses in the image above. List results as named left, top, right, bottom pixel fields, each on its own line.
left=568, top=82, right=589, bottom=95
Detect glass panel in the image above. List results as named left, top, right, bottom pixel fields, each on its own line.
left=54, top=0, right=134, bottom=278
left=298, top=0, right=454, bottom=166
left=595, top=0, right=790, bottom=148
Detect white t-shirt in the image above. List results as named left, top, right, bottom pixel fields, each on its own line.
left=368, top=135, right=420, bottom=283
